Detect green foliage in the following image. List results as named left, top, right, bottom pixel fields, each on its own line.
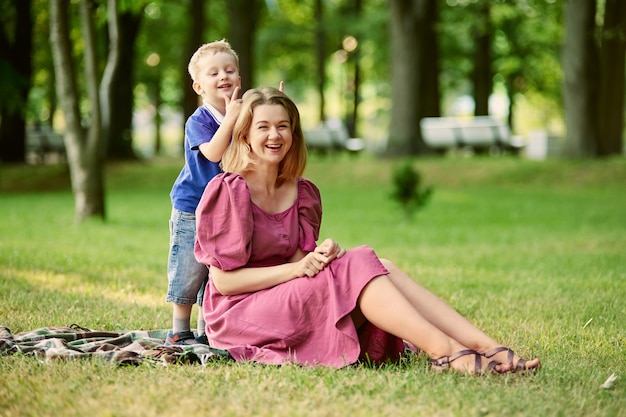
left=389, top=160, right=433, bottom=218
left=23, top=0, right=568, bottom=143
left=1, top=156, right=625, bottom=416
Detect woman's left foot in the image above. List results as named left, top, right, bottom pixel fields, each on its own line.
left=430, top=349, right=511, bottom=375
left=481, top=346, right=541, bottom=373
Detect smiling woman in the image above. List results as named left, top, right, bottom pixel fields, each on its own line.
left=220, top=87, right=307, bottom=186
left=193, top=87, right=540, bottom=374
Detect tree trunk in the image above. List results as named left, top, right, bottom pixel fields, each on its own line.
left=472, top=2, right=492, bottom=116
left=100, top=0, right=119, bottom=161
left=421, top=0, right=440, bottom=119
left=227, top=0, right=260, bottom=93
left=103, top=4, right=142, bottom=160
left=387, top=0, right=439, bottom=155
left=345, top=0, right=362, bottom=138
left=0, top=0, right=32, bottom=163
left=181, top=0, right=205, bottom=148
left=50, top=0, right=105, bottom=222
left=315, top=0, right=326, bottom=123
left=562, top=0, right=597, bottom=157
left=596, top=0, right=626, bottom=156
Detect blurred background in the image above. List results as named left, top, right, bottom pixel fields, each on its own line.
left=0, top=0, right=624, bottom=221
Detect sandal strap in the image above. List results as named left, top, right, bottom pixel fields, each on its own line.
left=431, top=349, right=480, bottom=373
left=482, top=347, right=534, bottom=372
left=515, top=358, right=527, bottom=372
left=482, top=346, right=514, bottom=363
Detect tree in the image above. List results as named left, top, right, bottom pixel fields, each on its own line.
left=470, top=1, right=492, bottom=116
left=562, top=0, right=597, bottom=157
left=314, top=0, right=327, bottom=123
left=49, top=0, right=110, bottom=221
left=102, top=4, right=143, bottom=160
left=562, top=0, right=625, bottom=157
left=181, top=0, right=205, bottom=126
left=333, top=0, right=364, bottom=137
left=387, top=0, right=440, bottom=155
left=227, top=0, right=263, bottom=93
left=490, top=1, right=563, bottom=132
left=596, top=0, right=626, bottom=156
left=0, top=0, right=32, bottom=163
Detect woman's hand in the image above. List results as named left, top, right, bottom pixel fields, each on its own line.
left=289, top=239, right=346, bottom=278
left=292, top=251, right=331, bottom=277
left=314, top=238, right=346, bottom=263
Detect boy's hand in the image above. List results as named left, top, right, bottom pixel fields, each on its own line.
left=224, top=86, right=242, bottom=107
left=279, top=81, right=284, bottom=92
left=224, top=86, right=242, bottom=121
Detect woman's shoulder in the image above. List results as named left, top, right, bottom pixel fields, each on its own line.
left=210, top=172, right=246, bottom=188
left=298, top=177, right=319, bottom=191
left=297, top=177, right=321, bottom=201
left=204, top=172, right=250, bottom=200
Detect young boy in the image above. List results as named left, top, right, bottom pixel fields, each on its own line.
left=165, top=40, right=243, bottom=345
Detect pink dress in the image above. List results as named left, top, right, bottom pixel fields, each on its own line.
left=195, top=173, right=404, bottom=367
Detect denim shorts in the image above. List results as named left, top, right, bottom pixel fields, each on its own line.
left=166, top=208, right=208, bottom=305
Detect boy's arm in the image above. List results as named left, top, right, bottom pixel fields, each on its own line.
left=199, top=82, right=283, bottom=162
left=198, top=87, right=242, bottom=162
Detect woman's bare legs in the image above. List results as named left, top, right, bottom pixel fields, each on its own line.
left=356, top=275, right=512, bottom=374
left=378, top=258, right=540, bottom=370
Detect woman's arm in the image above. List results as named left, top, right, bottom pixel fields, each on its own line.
left=211, top=248, right=330, bottom=296
left=211, top=240, right=347, bottom=296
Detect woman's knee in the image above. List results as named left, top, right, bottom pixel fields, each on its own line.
left=379, top=258, right=396, bottom=271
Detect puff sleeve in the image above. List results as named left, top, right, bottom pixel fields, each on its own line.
left=297, top=178, right=322, bottom=252
left=194, top=173, right=253, bottom=270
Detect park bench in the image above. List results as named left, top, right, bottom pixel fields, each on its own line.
left=420, top=116, right=524, bottom=154
left=304, top=118, right=365, bottom=153
left=26, top=124, right=66, bottom=164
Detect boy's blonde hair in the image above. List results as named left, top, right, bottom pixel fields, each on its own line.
left=221, top=87, right=307, bottom=184
left=187, top=39, right=240, bottom=82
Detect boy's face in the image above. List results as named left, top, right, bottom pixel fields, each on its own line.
left=192, top=52, right=241, bottom=112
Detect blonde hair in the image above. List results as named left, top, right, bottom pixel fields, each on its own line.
left=187, top=39, right=239, bottom=82
left=221, top=87, right=307, bottom=183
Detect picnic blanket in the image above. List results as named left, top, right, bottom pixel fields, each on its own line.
left=0, top=324, right=232, bottom=366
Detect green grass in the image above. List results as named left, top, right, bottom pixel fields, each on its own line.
left=1, top=155, right=624, bottom=417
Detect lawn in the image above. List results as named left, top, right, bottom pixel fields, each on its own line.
left=0, top=155, right=624, bottom=417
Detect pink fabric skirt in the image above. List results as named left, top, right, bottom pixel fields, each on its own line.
left=203, top=246, right=405, bottom=367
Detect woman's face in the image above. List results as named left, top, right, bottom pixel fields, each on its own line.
left=247, top=104, right=293, bottom=165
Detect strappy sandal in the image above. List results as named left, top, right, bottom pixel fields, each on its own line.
left=430, top=349, right=488, bottom=374
left=482, top=346, right=534, bottom=373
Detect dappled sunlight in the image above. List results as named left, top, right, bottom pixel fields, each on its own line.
left=6, top=267, right=163, bottom=309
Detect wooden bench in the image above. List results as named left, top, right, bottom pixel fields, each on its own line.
left=304, top=119, right=365, bottom=153
left=26, top=125, right=66, bottom=164
left=420, top=116, right=524, bottom=154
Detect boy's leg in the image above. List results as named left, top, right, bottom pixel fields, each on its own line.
left=197, top=308, right=206, bottom=336
left=166, top=209, right=209, bottom=345
left=172, top=304, right=193, bottom=334
left=196, top=276, right=208, bottom=338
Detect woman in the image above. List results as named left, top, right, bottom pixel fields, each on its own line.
left=194, top=87, right=540, bottom=374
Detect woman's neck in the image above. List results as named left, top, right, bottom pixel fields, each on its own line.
left=243, top=167, right=296, bottom=214
left=243, top=165, right=280, bottom=194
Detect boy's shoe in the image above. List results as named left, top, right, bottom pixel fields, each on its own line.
left=194, top=334, right=210, bottom=346
left=165, top=330, right=197, bottom=346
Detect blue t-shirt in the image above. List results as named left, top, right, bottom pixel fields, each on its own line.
left=170, top=105, right=223, bottom=213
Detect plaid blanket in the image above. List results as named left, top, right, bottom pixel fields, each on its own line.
left=0, top=324, right=231, bottom=366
